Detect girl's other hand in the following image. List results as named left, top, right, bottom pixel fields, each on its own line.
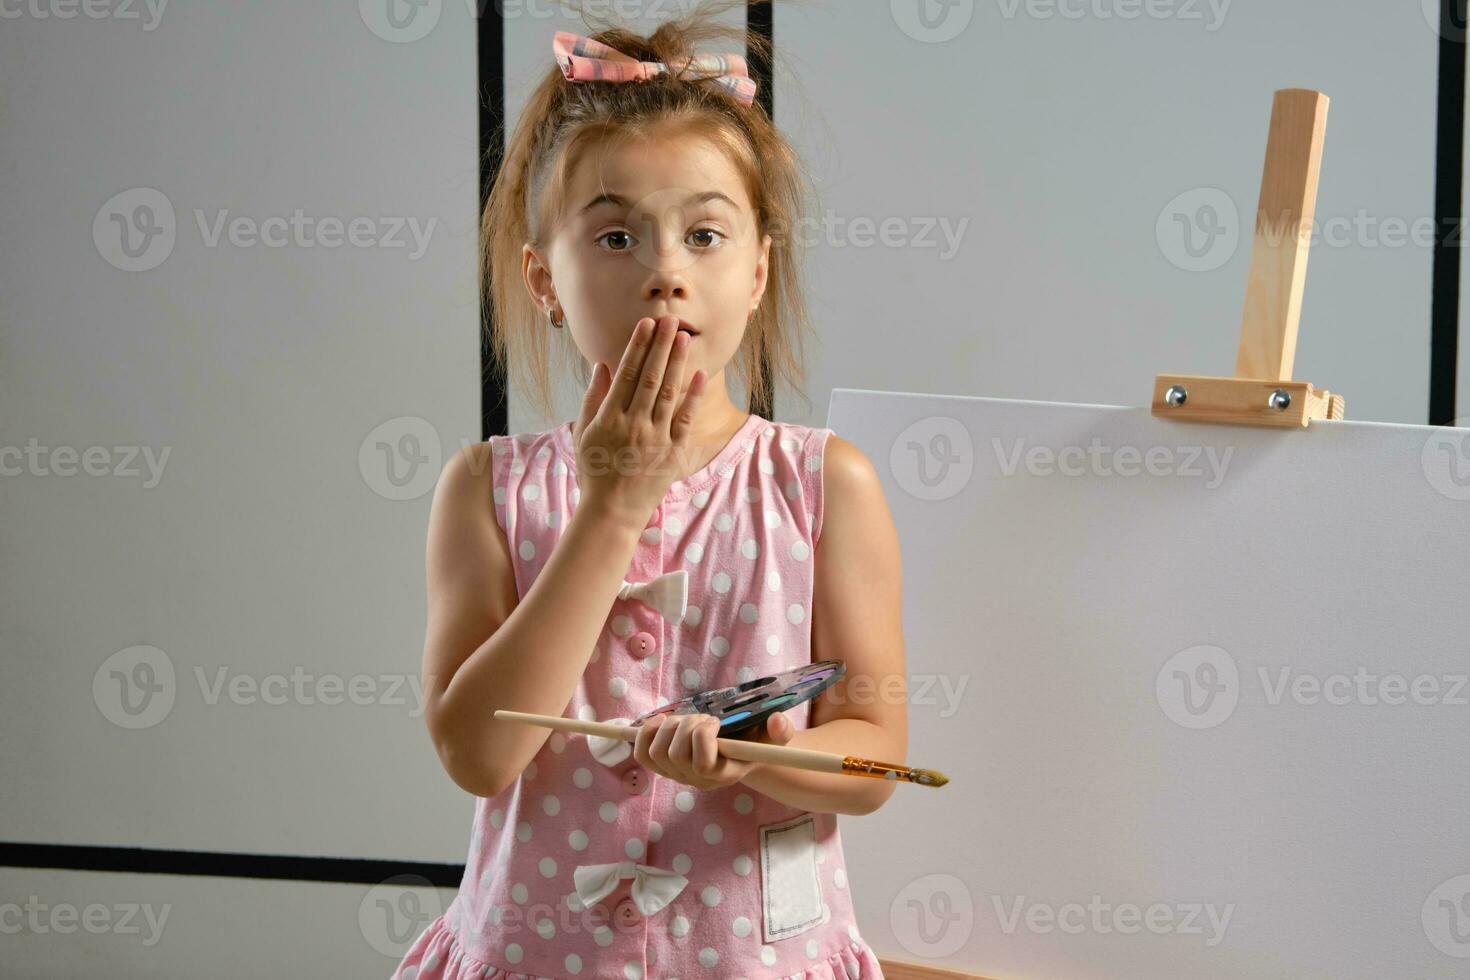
left=574, top=315, right=705, bottom=532
left=632, top=711, right=796, bottom=792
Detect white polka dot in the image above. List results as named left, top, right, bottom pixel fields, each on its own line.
left=648, top=820, right=663, bottom=842
left=573, top=486, right=581, bottom=506
left=594, top=926, right=613, bottom=947
left=760, top=946, right=777, bottom=966
left=692, top=490, right=711, bottom=508
left=493, top=486, right=506, bottom=504
left=519, top=540, right=536, bottom=560
left=536, top=446, right=551, bottom=460
left=806, top=939, right=820, bottom=958
left=539, top=857, right=557, bottom=878
left=835, top=867, right=847, bottom=889
left=741, top=538, right=759, bottom=559
left=572, top=767, right=592, bottom=789
left=673, top=853, right=692, bottom=874
left=715, top=513, right=734, bottom=532
left=523, top=484, right=540, bottom=501
left=671, top=915, right=690, bottom=938
left=766, top=571, right=781, bottom=591
left=787, top=604, right=805, bottom=624
left=759, top=458, right=775, bottom=475
left=565, top=953, right=583, bottom=974
left=623, top=960, right=643, bottom=979
left=684, top=604, right=702, bottom=626
left=848, top=923, right=861, bottom=942
left=682, top=668, right=702, bottom=690
left=550, top=733, right=566, bottom=753
left=675, top=791, right=695, bottom=812
left=546, top=509, right=562, bottom=527
left=525, top=761, right=538, bottom=780
left=733, top=855, right=753, bottom=876
left=806, top=454, right=823, bottom=471
left=763, top=508, right=782, bottom=527
left=665, top=515, right=685, bottom=535
left=641, top=527, right=661, bottom=544
left=569, top=829, right=589, bottom=850
left=736, top=666, right=756, bottom=683
left=734, top=793, right=754, bottom=814
left=732, top=916, right=752, bottom=937
left=701, top=886, right=721, bottom=907
left=553, top=458, right=567, bottom=475
left=765, top=635, right=781, bottom=656
left=516, top=821, right=532, bottom=842
left=512, top=883, right=528, bottom=903
left=543, top=795, right=560, bottom=816
left=685, top=542, right=704, bottom=563
left=784, top=478, right=800, bottom=499
left=577, top=705, right=597, bottom=721
left=609, top=677, right=628, bottom=698
left=791, top=540, right=810, bottom=561
left=740, top=603, right=759, bottom=624
left=699, top=948, right=719, bottom=967
left=712, top=572, right=732, bottom=593
left=511, top=459, right=525, bottom=474
left=744, top=487, right=761, bottom=503
left=710, top=636, right=729, bottom=657
left=704, top=823, right=723, bottom=844
left=611, top=615, right=633, bottom=637
left=490, top=809, right=504, bottom=829
left=600, top=802, right=619, bottom=823
left=626, top=838, right=645, bottom=859
left=506, top=943, right=523, bottom=963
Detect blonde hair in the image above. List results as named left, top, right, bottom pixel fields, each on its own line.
left=481, top=0, right=819, bottom=422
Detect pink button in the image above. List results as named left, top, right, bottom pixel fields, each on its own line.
left=614, top=898, right=642, bottom=927
left=627, top=631, right=657, bottom=658
left=622, top=768, right=649, bottom=795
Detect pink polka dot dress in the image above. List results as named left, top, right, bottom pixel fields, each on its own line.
left=392, top=412, right=885, bottom=979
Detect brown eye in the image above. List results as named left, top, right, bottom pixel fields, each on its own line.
left=689, top=228, right=724, bottom=248
left=597, top=230, right=633, bottom=251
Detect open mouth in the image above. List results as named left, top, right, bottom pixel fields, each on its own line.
left=675, top=321, right=699, bottom=337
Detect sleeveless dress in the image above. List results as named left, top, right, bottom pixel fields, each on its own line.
left=392, top=412, right=885, bottom=980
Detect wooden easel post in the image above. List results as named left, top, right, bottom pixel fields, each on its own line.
left=1153, top=88, right=1346, bottom=427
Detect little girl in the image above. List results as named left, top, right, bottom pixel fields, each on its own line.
left=395, top=5, right=907, bottom=978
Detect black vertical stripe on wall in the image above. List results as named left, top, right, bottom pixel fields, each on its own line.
left=1432, top=0, right=1466, bottom=425
left=747, top=1, right=776, bottom=421
left=480, top=6, right=508, bottom=441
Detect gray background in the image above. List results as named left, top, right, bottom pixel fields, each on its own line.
left=0, top=0, right=1458, bottom=975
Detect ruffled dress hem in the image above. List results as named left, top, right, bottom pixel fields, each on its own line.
left=390, top=913, right=885, bottom=980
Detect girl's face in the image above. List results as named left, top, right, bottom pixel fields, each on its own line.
left=526, top=132, right=771, bottom=394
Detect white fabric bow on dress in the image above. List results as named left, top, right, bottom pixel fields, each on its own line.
left=586, top=715, right=634, bottom=768
left=572, top=859, right=689, bottom=915
left=618, top=568, right=688, bottom=624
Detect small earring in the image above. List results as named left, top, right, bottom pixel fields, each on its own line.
left=548, top=307, right=565, bottom=329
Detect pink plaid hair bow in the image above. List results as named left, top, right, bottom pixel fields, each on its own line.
left=552, top=29, right=757, bottom=106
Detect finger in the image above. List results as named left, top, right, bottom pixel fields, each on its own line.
left=628, top=316, right=678, bottom=419
left=609, top=318, right=657, bottom=414
left=576, top=360, right=610, bottom=442
left=666, top=713, right=703, bottom=776
left=669, top=367, right=705, bottom=445
left=693, top=717, right=720, bottom=776
left=651, top=326, right=689, bottom=432
left=632, top=717, right=662, bottom=773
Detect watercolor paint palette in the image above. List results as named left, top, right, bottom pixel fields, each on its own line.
left=632, top=659, right=846, bottom=736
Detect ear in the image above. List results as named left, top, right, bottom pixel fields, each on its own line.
left=750, top=232, right=772, bottom=311
left=523, top=242, right=556, bottom=310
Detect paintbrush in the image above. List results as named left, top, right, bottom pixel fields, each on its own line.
left=493, top=709, right=949, bottom=787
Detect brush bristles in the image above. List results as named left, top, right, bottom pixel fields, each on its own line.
left=910, top=768, right=948, bottom=787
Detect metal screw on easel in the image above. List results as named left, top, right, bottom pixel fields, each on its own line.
left=1268, top=388, right=1292, bottom=411
left=1164, top=385, right=1188, bottom=407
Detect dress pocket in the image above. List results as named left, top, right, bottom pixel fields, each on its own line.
left=758, top=813, right=824, bottom=942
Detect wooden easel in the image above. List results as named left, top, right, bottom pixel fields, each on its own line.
left=877, top=88, right=1342, bottom=980
left=1152, top=88, right=1345, bottom=427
